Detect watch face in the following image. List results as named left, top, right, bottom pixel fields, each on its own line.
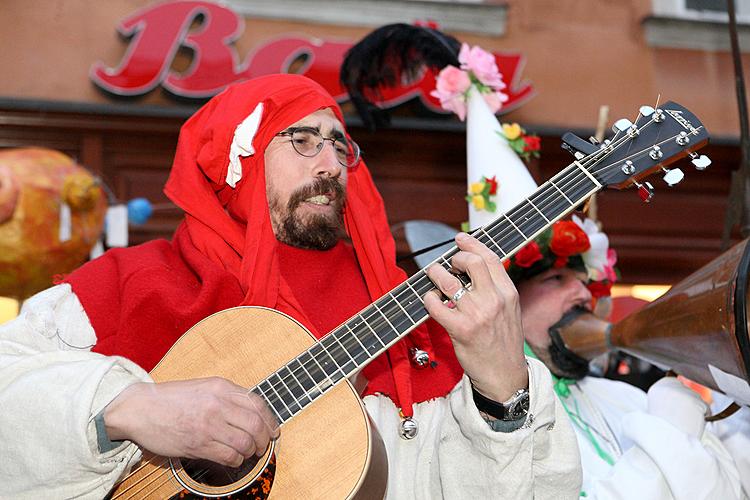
left=506, top=392, right=530, bottom=420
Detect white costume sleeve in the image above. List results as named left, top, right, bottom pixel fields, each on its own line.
left=364, top=357, right=582, bottom=500
left=0, top=284, right=152, bottom=500
left=709, top=392, right=750, bottom=497
left=580, top=378, right=744, bottom=500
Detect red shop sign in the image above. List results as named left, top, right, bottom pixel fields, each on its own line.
left=90, top=0, right=534, bottom=113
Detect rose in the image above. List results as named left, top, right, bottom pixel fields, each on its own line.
left=553, top=255, right=568, bottom=268
left=458, top=43, right=505, bottom=89
left=603, top=248, right=618, bottom=283
left=515, top=241, right=543, bottom=268
left=434, top=65, right=471, bottom=96
left=439, top=95, right=468, bottom=121
left=523, top=135, right=541, bottom=152
left=485, top=176, right=498, bottom=195
left=482, top=90, right=509, bottom=114
left=550, top=220, right=590, bottom=257
left=430, top=65, right=471, bottom=121
left=587, top=280, right=613, bottom=298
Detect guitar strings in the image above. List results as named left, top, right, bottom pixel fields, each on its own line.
left=255, top=118, right=653, bottom=408
left=254, top=118, right=703, bottom=418
left=258, top=122, right=695, bottom=417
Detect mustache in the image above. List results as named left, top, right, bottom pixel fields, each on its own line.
left=288, top=177, right=345, bottom=209
left=547, top=305, right=591, bottom=380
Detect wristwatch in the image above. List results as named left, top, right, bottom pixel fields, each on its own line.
left=472, top=385, right=530, bottom=421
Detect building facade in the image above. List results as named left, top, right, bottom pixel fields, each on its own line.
left=1, top=0, right=748, bottom=284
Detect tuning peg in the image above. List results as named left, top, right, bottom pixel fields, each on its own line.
left=689, top=152, right=711, bottom=170
left=639, top=105, right=655, bottom=117
left=613, top=118, right=633, bottom=133
left=635, top=181, right=654, bottom=203
left=662, top=167, right=684, bottom=187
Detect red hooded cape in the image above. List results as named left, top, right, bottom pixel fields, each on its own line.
left=65, top=74, right=463, bottom=416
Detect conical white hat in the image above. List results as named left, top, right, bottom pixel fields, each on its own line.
left=466, top=86, right=537, bottom=230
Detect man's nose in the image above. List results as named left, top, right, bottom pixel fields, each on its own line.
left=570, top=278, right=593, bottom=305
left=313, top=142, right=343, bottom=178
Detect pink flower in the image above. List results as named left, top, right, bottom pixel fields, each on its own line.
left=440, top=96, right=468, bottom=121
left=430, top=65, right=471, bottom=120
left=603, top=248, right=618, bottom=283
left=458, top=43, right=505, bottom=89
left=482, top=90, right=509, bottom=114
left=433, top=65, right=471, bottom=96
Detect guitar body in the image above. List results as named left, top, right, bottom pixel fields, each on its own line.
left=110, top=307, right=388, bottom=499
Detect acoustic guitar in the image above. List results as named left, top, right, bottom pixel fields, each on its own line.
left=109, top=102, right=708, bottom=499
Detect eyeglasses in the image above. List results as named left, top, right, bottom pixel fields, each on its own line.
left=276, top=127, right=361, bottom=169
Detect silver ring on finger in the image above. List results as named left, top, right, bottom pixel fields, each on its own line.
left=451, top=286, right=468, bottom=304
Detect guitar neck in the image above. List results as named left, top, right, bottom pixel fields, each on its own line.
left=251, top=160, right=602, bottom=424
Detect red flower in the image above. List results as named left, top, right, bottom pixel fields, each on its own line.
left=486, top=175, right=498, bottom=195
left=588, top=280, right=612, bottom=298
left=515, top=241, right=543, bottom=268
left=503, top=259, right=511, bottom=270
left=523, top=135, right=541, bottom=152
left=553, top=256, right=568, bottom=268
left=550, top=221, right=590, bottom=257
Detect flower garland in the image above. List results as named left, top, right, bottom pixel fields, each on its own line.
left=504, top=216, right=618, bottom=298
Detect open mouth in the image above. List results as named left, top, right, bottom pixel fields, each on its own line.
left=305, top=195, right=330, bottom=205
left=304, top=193, right=333, bottom=205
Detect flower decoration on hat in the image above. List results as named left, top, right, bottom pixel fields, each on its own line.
left=505, top=216, right=618, bottom=298
left=430, top=43, right=509, bottom=122
left=498, top=123, right=541, bottom=163
left=466, top=175, right=498, bottom=212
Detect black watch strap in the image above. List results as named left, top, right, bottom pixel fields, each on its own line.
left=472, top=385, right=529, bottom=421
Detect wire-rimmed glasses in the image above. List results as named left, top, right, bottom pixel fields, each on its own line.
left=276, top=127, right=361, bottom=168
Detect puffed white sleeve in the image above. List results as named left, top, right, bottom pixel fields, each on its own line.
left=586, top=378, right=744, bottom=500
left=0, top=284, right=152, bottom=500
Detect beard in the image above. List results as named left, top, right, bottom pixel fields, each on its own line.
left=269, top=176, right=346, bottom=250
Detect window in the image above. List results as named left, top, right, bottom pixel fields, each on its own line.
left=644, top=0, right=750, bottom=51
left=653, top=0, right=750, bottom=23
left=227, top=0, right=508, bottom=36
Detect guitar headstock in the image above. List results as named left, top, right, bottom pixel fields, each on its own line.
left=577, top=101, right=709, bottom=192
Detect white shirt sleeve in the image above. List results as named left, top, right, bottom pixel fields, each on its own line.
left=710, top=392, right=750, bottom=497
left=0, top=284, right=152, bottom=500
left=364, top=357, right=582, bottom=499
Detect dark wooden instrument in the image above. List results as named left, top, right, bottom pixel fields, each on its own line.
left=109, top=102, right=709, bottom=498
left=559, top=239, right=750, bottom=406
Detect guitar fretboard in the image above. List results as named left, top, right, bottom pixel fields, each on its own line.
left=251, top=161, right=602, bottom=424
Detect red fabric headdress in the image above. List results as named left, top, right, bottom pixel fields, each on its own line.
left=159, top=74, right=462, bottom=416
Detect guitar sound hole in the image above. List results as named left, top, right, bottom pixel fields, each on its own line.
left=181, top=455, right=261, bottom=487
